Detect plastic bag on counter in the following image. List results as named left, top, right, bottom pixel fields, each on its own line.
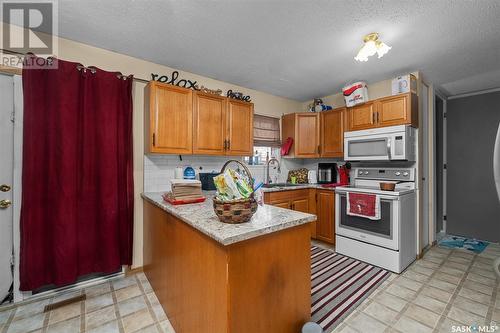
left=213, top=168, right=255, bottom=201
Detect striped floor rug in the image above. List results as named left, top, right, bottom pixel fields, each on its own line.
left=311, top=245, right=390, bottom=332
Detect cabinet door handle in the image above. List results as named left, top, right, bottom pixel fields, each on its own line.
left=376, top=112, right=379, bottom=123
left=227, top=140, right=230, bottom=150
left=372, top=113, right=376, bottom=124
left=318, top=145, right=321, bottom=154
left=223, top=140, right=227, bottom=150
left=152, top=133, right=156, bottom=146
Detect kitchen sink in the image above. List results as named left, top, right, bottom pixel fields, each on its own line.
left=262, top=183, right=303, bottom=188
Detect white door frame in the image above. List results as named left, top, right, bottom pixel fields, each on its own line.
left=433, top=89, right=447, bottom=239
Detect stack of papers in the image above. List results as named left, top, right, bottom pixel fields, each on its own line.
left=169, top=179, right=203, bottom=200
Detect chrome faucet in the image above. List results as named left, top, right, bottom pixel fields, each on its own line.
left=265, top=157, right=281, bottom=185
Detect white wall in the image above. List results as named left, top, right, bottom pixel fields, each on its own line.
left=301, top=73, right=419, bottom=111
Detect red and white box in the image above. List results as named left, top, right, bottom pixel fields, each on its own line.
left=342, top=81, right=368, bottom=107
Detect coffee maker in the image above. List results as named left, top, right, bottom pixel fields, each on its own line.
left=317, top=163, right=337, bottom=184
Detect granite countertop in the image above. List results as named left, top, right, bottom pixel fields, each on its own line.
left=142, top=192, right=316, bottom=246
left=260, top=183, right=337, bottom=193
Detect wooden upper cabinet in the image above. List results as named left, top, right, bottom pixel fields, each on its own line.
left=193, top=92, right=227, bottom=155
left=377, top=93, right=418, bottom=127
left=145, top=81, right=193, bottom=154
left=226, top=99, right=254, bottom=156
left=145, top=81, right=254, bottom=156
left=282, top=113, right=320, bottom=158
left=315, top=190, right=335, bottom=244
left=320, top=108, right=345, bottom=157
left=347, top=102, right=376, bottom=131
left=296, top=113, right=320, bottom=157
left=346, top=93, right=418, bottom=131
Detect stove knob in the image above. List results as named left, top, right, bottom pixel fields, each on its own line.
left=403, top=172, right=409, bottom=176
left=358, top=170, right=363, bottom=175
left=395, top=171, right=401, bottom=176
left=364, top=171, right=369, bottom=175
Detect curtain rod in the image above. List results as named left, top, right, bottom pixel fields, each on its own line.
left=0, top=49, right=150, bottom=84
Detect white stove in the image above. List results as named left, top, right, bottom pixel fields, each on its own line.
left=335, top=167, right=417, bottom=273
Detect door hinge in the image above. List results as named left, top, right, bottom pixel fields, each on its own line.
left=443, top=163, right=447, bottom=170
left=443, top=215, right=447, bottom=221
left=443, top=112, right=447, bottom=118
left=152, top=133, right=156, bottom=146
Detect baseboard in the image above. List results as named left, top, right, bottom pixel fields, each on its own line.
left=124, top=266, right=144, bottom=276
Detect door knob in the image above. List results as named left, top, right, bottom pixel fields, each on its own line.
left=0, top=184, right=11, bottom=192
left=0, top=199, right=12, bottom=209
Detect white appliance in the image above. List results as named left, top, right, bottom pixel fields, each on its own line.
left=344, top=125, right=416, bottom=161
left=308, top=170, right=317, bottom=184
left=335, top=167, right=416, bottom=273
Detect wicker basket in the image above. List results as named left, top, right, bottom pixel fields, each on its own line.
left=213, top=160, right=258, bottom=224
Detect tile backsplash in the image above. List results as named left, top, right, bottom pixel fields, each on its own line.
left=144, top=155, right=303, bottom=193
left=143, top=155, right=417, bottom=193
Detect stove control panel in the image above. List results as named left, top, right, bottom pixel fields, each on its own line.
left=354, top=168, right=415, bottom=181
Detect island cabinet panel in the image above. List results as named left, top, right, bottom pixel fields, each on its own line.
left=143, top=201, right=311, bottom=333
left=144, top=81, right=193, bottom=154
left=226, top=99, right=254, bottom=156
left=143, top=202, right=228, bottom=333
left=316, top=189, right=335, bottom=244
left=193, top=92, right=227, bottom=155
left=320, top=107, right=345, bottom=157
left=227, top=223, right=311, bottom=333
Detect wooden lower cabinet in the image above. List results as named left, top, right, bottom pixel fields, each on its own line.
left=292, top=198, right=309, bottom=212
left=316, top=190, right=335, bottom=244
left=143, top=201, right=311, bottom=333
left=263, top=188, right=335, bottom=243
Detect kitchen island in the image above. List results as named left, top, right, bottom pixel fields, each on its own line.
left=142, top=192, right=316, bottom=333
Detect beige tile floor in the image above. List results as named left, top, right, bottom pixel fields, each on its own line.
left=1, top=243, right=499, bottom=333
left=334, top=243, right=500, bottom=333
left=0, top=272, right=174, bottom=333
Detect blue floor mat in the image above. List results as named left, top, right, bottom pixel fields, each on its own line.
left=438, top=235, right=489, bottom=254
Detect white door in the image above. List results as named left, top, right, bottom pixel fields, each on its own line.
left=0, top=74, right=14, bottom=304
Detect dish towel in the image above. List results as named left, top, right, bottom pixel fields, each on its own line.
left=347, top=192, right=381, bottom=220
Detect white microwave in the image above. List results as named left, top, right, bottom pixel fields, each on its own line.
left=344, top=125, right=416, bottom=161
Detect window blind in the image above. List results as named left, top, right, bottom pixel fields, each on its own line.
left=253, top=114, right=281, bottom=147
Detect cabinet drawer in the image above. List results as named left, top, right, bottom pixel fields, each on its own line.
left=265, top=189, right=310, bottom=203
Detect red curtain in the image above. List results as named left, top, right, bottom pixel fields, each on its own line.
left=20, top=56, right=134, bottom=291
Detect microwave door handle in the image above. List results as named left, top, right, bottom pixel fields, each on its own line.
left=387, top=138, right=391, bottom=160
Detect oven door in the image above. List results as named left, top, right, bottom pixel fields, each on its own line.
left=335, top=191, right=400, bottom=250
left=344, top=133, right=391, bottom=161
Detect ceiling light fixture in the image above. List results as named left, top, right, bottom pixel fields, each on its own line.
left=354, top=33, right=391, bottom=62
